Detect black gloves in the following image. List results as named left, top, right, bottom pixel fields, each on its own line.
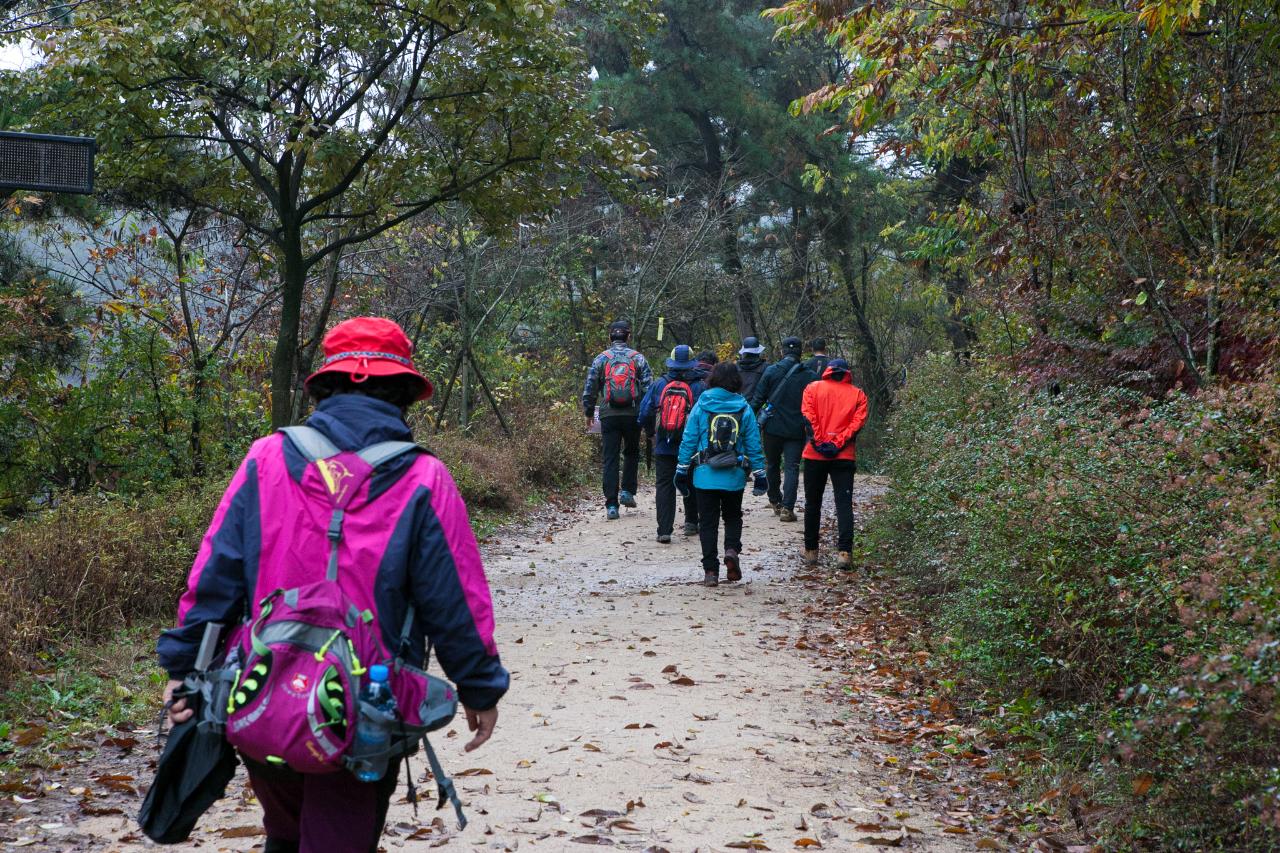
left=751, top=469, right=768, bottom=496
left=674, top=465, right=691, bottom=497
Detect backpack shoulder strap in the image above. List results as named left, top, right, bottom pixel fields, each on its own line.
left=280, top=425, right=341, bottom=461
left=357, top=440, right=424, bottom=469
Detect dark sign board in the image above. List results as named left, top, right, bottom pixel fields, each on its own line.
left=0, top=130, right=96, bottom=194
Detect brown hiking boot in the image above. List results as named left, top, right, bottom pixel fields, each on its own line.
left=770, top=502, right=782, bottom=516
left=836, top=551, right=852, bottom=569
left=724, top=549, right=742, bottom=582
left=803, top=549, right=820, bottom=566
left=779, top=507, right=797, bottom=523
left=703, top=571, right=719, bottom=587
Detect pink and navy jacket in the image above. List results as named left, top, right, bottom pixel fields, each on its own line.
left=158, top=394, right=509, bottom=710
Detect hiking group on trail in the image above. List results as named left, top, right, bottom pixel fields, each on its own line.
left=583, top=320, right=870, bottom=585
left=143, top=314, right=867, bottom=853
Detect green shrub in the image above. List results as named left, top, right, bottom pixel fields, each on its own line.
left=872, top=355, right=1280, bottom=848
left=420, top=403, right=591, bottom=509
left=0, top=483, right=221, bottom=683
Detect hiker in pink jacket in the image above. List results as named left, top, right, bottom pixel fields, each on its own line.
left=158, top=317, right=508, bottom=853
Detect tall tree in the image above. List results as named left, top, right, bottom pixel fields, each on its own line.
left=17, top=0, right=653, bottom=425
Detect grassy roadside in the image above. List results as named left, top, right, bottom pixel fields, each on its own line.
left=865, top=356, right=1280, bottom=849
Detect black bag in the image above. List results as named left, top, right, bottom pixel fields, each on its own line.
left=138, top=689, right=238, bottom=844
left=700, top=406, right=748, bottom=469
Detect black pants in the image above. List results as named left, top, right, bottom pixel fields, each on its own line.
left=654, top=454, right=699, bottom=536
left=803, top=459, right=856, bottom=551
left=600, top=416, right=640, bottom=506
left=762, top=433, right=804, bottom=510
left=696, top=487, right=743, bottom=573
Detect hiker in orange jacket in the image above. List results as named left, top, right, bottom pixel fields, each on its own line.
left=799, top=359, right=869, bottom=568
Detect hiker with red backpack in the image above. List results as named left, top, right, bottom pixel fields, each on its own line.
left=158, top=317, right=507, bottom=853
left=638, top=344, right=705, bottom=543
left=582, top=320, right=653, bottom=519
left=675, top=363, right=767, bottom=587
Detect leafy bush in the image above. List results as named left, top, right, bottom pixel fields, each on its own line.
left=872, top=355, right=1280, bottom=848
left=0, top=483, right=221, bottom=683
left=420, top=402, right=592, bottom=510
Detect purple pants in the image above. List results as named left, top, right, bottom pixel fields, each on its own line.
left=244, top=757, right=401, bottom=853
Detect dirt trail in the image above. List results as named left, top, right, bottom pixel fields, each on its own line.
left=10, top=480, right=975, bottom=852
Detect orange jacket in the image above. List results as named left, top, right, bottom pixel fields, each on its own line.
left=800, top=367, right=869, bottom=461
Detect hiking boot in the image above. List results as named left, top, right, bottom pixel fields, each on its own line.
left=619, top=490, right=637, bottom=508
left=606, top=505, right=620, bottom=520
left=703, top=571, right=719, bottom=587
left=770, top=502, right=782, bottom=516
left=724, top=549, right=742, bottom=582
left=836, top=551, right=852, bottom=569
left=803, top=549, right=820, bottom=565
left=683, top=522, right=699, bottom=536
left=779, top=507, right=797, bottom=523
left=657, top=533, right=672, bottom=544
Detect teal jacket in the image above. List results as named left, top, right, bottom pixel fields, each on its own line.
left=676, top=387, right=766, bottom=492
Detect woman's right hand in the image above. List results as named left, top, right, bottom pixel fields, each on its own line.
left=164, top=678, right=194, bottom=726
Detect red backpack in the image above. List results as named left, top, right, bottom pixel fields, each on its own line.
left=603, top=350, right=640, bottom=408
left=657, top=380, right=693, bottom=437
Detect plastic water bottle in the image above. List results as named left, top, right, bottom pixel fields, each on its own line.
left=353, top=664, right=396, bottom=782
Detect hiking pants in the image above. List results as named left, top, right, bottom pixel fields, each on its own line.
left=762, top=433, right=804, bottom=510
left=246, top=756, right=402, bottom=853
left=803, top=459, right=856, bottom=552
left=600, top=416, right=641, bottom=507
left=696, top=487, right=743, bottom=573
left=654, top=453, right=698, bottom=536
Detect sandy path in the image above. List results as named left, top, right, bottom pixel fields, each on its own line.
left=11, top=479, right=969, bottom=852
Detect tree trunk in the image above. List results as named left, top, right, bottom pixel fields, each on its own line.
left=271, top=217, right=306, bottom=428
left=829, top=230, right=892, bottom=416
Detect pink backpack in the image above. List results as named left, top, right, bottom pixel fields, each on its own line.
left=220, top=427, right=463, bottom=822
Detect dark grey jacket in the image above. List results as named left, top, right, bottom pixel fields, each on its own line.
left=749, top=355, right=817, bottom=439
left=737, top=354, right=768, bottom=400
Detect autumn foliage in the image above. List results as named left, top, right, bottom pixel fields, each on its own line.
left=873, top=356, right=1280, bottom=846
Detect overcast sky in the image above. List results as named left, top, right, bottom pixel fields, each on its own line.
left=0, top=40, right=39, bottom=72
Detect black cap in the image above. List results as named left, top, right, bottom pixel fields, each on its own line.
left=608, top=320, right=631, bottom=339
left=782, top=336, right=803, bottom=353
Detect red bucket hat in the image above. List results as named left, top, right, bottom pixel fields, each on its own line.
left=304, top=317, right=433, bottom=401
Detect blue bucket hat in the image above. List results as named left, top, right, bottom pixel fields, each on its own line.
left=666, top=344, right=699, bottom=370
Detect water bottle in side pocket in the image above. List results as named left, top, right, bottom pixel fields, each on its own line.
left=349, top=664, right=397, bottom=782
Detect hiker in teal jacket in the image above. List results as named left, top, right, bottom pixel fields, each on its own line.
left=675, top=363, right=767, bottom=587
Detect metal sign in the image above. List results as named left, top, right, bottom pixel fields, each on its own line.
left=0, top=130, right=96, bottom=194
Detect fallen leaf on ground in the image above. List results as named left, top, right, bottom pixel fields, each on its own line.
left=683, top=792, right=705, bottom=804
left=12, top=725, right=46, bottom=747
left=220, top=826, right=265, bottom=838
left=670, top=676, right=697, bottom=686
left=571, top=835, right=615, bottom=845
